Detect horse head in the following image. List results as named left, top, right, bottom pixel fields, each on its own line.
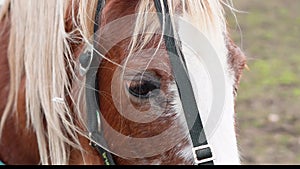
left=0, top=0, right=246, bottom=165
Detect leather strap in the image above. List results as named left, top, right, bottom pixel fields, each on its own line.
left=153, top=0, right=214, bottom=165
left=83, top=0, right=116, bottom=165
left=81, top=0, right=215, bottom=165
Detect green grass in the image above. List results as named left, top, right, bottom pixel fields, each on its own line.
left=226, top=0, right=300, bottom=164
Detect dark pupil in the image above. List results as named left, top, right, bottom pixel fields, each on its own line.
left=128, top=80, right=160, bottom=99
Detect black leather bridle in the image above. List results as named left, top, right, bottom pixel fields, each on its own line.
left=79, top=0, right=214, bottom=165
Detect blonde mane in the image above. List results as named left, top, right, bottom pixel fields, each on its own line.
left=0, top=0, right=235, bottom=164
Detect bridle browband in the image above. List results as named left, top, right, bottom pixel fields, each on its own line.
left=79, top=0, right=214, bottom=165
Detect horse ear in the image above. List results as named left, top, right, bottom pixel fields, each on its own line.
left=226, top=35, right=247, bottom=95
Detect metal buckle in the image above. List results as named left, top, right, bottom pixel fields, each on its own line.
left=192, top=144, right=215, bottom=165
left=79, top=45, right=93, bottom=76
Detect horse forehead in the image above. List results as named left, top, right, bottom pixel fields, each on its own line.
left=123, top=48, right=172, bottom=70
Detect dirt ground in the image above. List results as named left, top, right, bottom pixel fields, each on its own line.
left=225, top=0, right=300, bottom=164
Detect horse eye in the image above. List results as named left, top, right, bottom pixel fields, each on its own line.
left=128, top=77, right=161, bottom=99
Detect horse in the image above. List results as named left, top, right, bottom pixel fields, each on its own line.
left=0, top=0, right=247, bottom=165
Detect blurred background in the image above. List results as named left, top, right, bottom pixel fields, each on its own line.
left=226, top=0, right=300, bottom=164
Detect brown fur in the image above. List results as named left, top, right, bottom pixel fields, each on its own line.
left=226, top=35, right=247, bottom=96
left=0, top=0, right=246, bottom=164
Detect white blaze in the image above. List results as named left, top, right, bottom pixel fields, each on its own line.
left=177, top=17, right=240, bottom=164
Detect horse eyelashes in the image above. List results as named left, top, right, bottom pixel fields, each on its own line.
left=128, top=79, right=161, bottom=99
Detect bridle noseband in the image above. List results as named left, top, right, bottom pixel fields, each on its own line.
left=79, top=0, right=215, bottom=165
